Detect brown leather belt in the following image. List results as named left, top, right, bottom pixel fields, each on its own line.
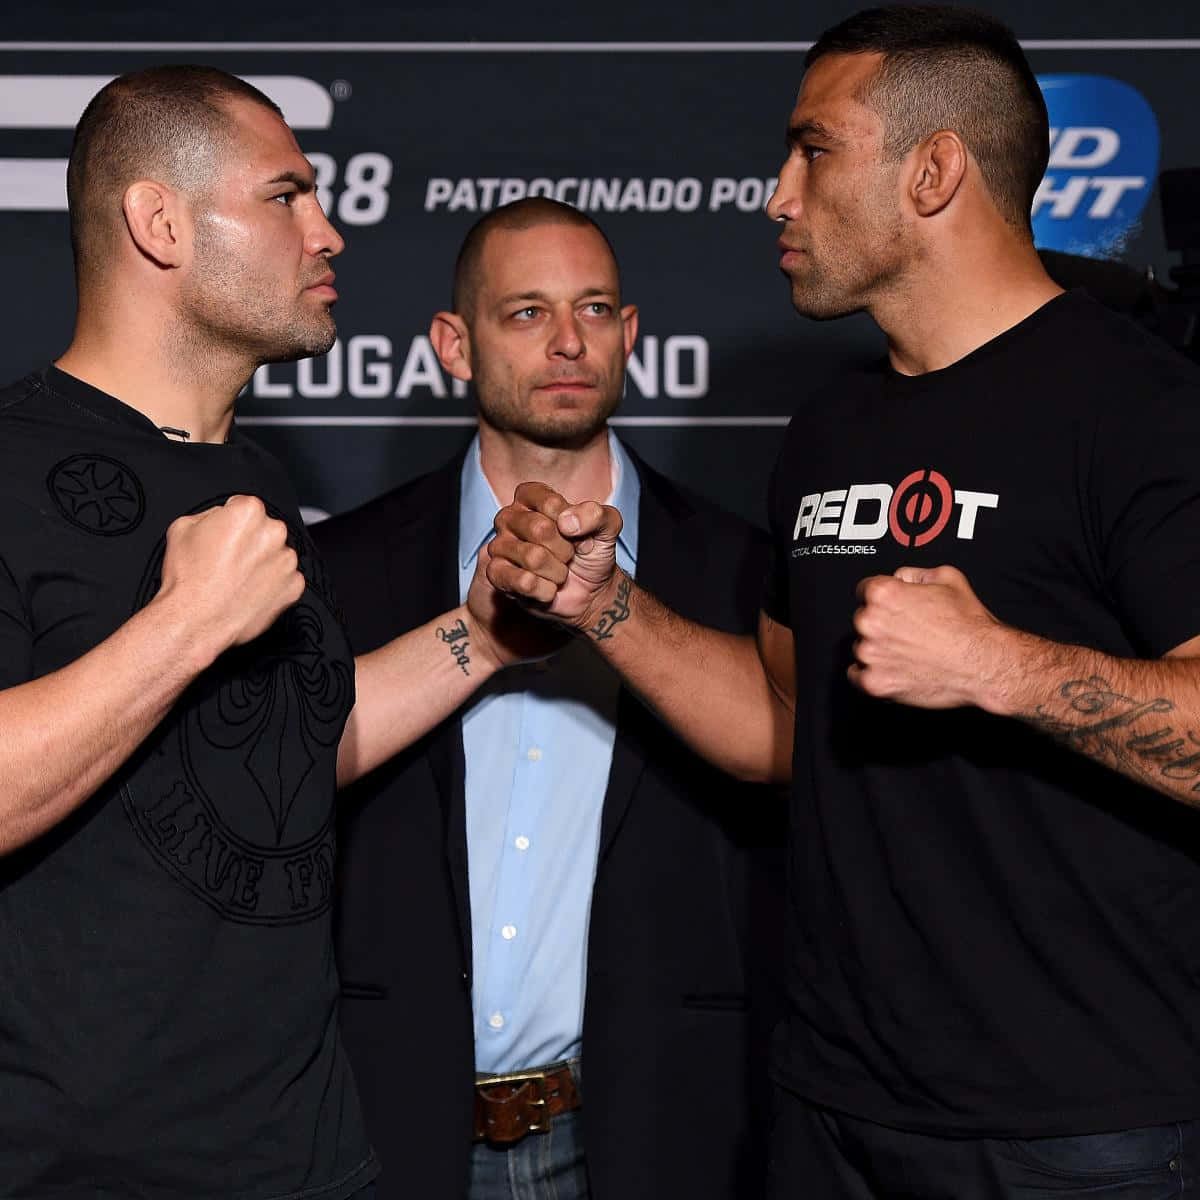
left=473, top=1060, right=581, bottom=1145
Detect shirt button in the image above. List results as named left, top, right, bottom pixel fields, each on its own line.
left=526, top=747, right=543, bottom=762
left=488, top=1012, right=505, bottom=1030
left=501, top=924, right=517, bottom=940
left=515, top=835, right=530, bottom=851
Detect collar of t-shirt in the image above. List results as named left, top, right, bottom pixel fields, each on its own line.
left=880, top=289, right=1082, bottom=392
left=40, top=364, right=243, bottom=446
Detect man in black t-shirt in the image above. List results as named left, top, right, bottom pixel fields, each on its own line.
left=485, top=7, right=1200, bottom=1198
left=0, top=67, right=548, bottom=1199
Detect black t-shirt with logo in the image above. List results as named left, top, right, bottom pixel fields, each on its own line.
left=766, top=291, right=1200, bottom=1138
left=0, top=368, right=377, bottom=1198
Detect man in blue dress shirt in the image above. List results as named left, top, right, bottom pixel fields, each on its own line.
left=312, top=199, right=781, bottom=1200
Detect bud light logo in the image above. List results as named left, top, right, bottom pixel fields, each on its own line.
left=1032, top=74, right=1159, bottom=258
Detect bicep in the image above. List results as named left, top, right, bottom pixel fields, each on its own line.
left=757, top=609, right=796, bottom=713
left=1165, top=632, right=1200, bottom=660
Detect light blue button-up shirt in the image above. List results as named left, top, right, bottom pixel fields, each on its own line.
left=457, top=431, right=639, bottom=1073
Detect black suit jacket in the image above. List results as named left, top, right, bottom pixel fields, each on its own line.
left=312, top=444, right=783, bottom=1199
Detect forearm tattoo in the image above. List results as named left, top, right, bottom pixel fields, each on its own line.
left=587, top=575, right=632, bottom=642
left=1024, top=675, right=1200, bottom=798
left=437, top=618, right=471, bottom=675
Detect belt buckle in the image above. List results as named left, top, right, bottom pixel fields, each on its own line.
left=476, top=1064, right=556, bottom=1136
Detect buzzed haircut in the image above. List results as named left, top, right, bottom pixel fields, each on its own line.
left=67, top=65, right=284, bottom=282
left=807, top=5, right=1048, bottom=233
left=451, top=198, right=621, bottom=319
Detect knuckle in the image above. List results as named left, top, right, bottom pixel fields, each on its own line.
left=529, top=515, right=555, bottom=542
left=871, top=577, right=896, bottom=604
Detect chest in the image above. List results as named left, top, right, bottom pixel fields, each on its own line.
left=773, top=391, right=1126, bottom=657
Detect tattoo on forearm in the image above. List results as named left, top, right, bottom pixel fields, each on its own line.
left=437, top=618, right=471, bottom=675
left=1025, top=675, right=1200, bottom=794
left=587, top=575, right=632, bottom=642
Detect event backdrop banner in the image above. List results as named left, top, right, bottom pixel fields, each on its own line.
left=2, top=41, right=1197, bottom=525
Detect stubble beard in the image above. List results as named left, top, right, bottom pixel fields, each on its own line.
left=185, top=219, right=337, bottom=366
left=475, top=372, right=622, bottom=451
left=184, top=270, right=336, bottom=366
left=785, top=186, right=906, bottom=321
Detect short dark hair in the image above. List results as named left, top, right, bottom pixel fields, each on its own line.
left=451, top=198, right=621, bottom=319
left=67, top=65, right=283, bottom=281
left=807, top=5, right=1048, bottom=232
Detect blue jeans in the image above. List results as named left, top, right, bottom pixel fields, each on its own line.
left=768, top=1086, right=1200, bottom=1198
left=469, top=1059, right=589, bottom=1200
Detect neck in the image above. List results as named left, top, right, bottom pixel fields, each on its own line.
left=57, top=299, right=254, bottom=444
left=477, top=421, right=615, bottom=507
left=873, top=227, right=1063, bottom=377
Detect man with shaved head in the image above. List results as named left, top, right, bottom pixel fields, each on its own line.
left=0, top=66, right=548, bottom=1198
left=311, top=197, right=782, bottom=1200
left=487, top=7, right=1200, bottom=1196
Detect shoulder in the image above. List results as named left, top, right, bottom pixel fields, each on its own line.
left=1049, top=290, right=1200, bottom=399
left=0, top=373, right=42, bottom=413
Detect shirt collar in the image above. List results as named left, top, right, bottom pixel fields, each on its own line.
left=458, top=429, right=639, bottom=569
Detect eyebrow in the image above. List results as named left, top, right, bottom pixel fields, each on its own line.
left=787, top=119, right=843, bottom=147
left=495, top=287, right=616, bottom=306
left=263, top=169, right=315, bottom=192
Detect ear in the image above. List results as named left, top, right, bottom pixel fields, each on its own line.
left=620, top=304, right=639, bottom=361
left=429, top=311, right=473, bottom=381
left=908, top=130, right=967, bottom=218
left=122, top=179, right=187, bottom=269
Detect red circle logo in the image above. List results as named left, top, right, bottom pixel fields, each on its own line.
left=888, top=469, right=952, bottom=547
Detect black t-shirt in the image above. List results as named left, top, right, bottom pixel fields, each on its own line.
left=0, top=368, right=377, bottom=1198
left=766, top=291, right=1200, bottom=1138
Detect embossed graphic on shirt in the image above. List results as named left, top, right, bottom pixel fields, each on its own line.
left=121, top=496, right=352, bottom=924
left=47, top=454, right=146, bottom=536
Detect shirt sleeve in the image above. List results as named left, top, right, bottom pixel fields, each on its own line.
left=1094, top=379, right=1200, bottom=657
left=761, top=439, right=793, bottom=627
left=0, top=551, right=33, bottom=690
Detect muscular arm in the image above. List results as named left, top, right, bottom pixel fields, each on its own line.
left=336, top=559, right=560, bottom=787
left=984, top=632, right=1200, bottom=806
left=0, top=496, right=305, bottom=856
left=577, top=572, right=794, bottom=782
left=850, top=564, right=1200, bottom=808
left=336, top=605, right=498, bottom=786
left=486, top=484, right=795, bottom=783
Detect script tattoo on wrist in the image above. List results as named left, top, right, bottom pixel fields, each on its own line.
left=1025, top=675, right=1200, bottom=795
left=437, top=618, right=471, bottom=675
left=588, top=575, right=632, bottom=642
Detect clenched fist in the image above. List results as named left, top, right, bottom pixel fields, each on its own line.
left=848, top=565, right=1015, bottom=712
left=466, top=550, right=568, bottom=668
left=486, top=481, right=624, bottom=631
left=156, top=495, right=306, bottom=659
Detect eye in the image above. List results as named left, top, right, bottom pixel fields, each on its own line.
left=272, top=191, right=296, bottom=206
left=802, top=144, right=827, bottom=162
left=511, top=306, right=540, bottom=321
left=584, top=302, right=613, bottom=316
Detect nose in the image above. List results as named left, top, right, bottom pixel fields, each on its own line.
left=766, top=160, right=801, bottom=224
left=547, top=307, right=584, bottom=359
left=306, top=198, right=345, bottom=259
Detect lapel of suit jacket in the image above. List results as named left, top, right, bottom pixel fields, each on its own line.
left=596, top=445, right=695, bottom=862
left=382, top=453, right=473, bottom=964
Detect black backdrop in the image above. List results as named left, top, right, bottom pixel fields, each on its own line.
left=3, top=1, right=1197, bottom=526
